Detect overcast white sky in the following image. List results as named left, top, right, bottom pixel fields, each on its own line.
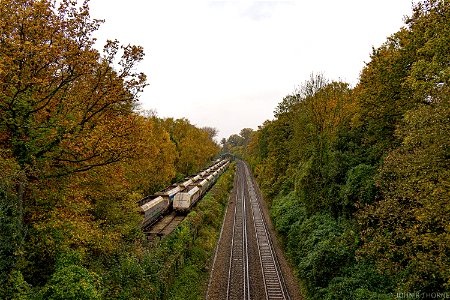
left=88, top=0, right=415, bottom=141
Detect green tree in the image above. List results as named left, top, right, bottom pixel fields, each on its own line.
left=239, top=128, right=254, bottom=147
left=0, top=153, right=28, bottom=298
left=404, top=0, right=449, bottom=103
left=358, top=100, right=450, bottom=292
left=227, top=134, right=245, bottom=147
left=39, top=251, right=101, bottom=300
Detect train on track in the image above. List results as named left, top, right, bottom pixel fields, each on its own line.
left=138, top=158, right=230, bottom=228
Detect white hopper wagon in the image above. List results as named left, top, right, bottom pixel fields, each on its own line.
left=155, top=184, right=181, bottom=201
left=139, top=195, right=170, bottom=228
left=206, top=173, right=215, bottom=189
left=193, top=178, right=209, bottom=194
left=173, top=185, right=201, bottom=212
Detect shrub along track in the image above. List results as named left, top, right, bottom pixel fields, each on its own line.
left=207, top=160, right=301, bottom=300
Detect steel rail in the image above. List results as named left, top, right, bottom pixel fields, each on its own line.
left=244, top=164, right=290, bottom=300
left=226, top=165, right=250, bottom=300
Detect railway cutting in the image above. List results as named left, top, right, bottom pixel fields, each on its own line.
left=207, top=160, right=298, bottom=300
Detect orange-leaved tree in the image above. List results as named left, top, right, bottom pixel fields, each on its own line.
left=0, top=0, right=147, bottom=290
left=161, top=118, right=219, bottom=177
left=0, top=0, right=147, bottom=179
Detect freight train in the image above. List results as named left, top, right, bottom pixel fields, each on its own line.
left=138, top=159, right=230, bottom=228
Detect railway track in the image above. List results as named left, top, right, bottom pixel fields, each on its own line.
left=226, top=167, right=250, bottom=299
left=144, top=211, right=186, bottom=241
left=245, top=166, right=289, bottom=300
left=209, top=160, right=290, bottom=300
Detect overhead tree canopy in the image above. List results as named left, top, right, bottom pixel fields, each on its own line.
left=0, top=0, right=147, bottom=178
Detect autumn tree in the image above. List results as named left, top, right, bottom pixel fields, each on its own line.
left=227, top=134, right=244, bottom=147
left=404, top=0, right=449, bottom=103
left=0, top=0, right=225, bottom=297
left=125, top=116, right=177, bottom=194
left=161, top=118, right=219, bottom=177
left=357, top=1, right=450, bottom=292
left=0, top=0, right=147, bottom=179
left=358, top=100, right=450, bottom=292
left=0, top=0, right=147, bottom=292
left=220, top=137, right=229, bottom=154
left=202, top=126, right=218, bottom=140
left=239, top=128, right=254, bottom=146
left=247, top=75, right=354, bottom=206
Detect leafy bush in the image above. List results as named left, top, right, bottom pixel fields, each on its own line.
left=288, top=214, right=349, bottom=294
left=271, top=193, right=396, bottom=299
left=38, top=251, right=101, bottom=300
left=270, top=192, right=307, bottom=237
left=1, top=270, right=31, bottom=300
left=358, top=101, right=450, bottom=292
left=340, top=164, right=377, bottom=208
left=318, top=262, right=393, bottom=300
left=0, top=189, right=22, bottom=282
